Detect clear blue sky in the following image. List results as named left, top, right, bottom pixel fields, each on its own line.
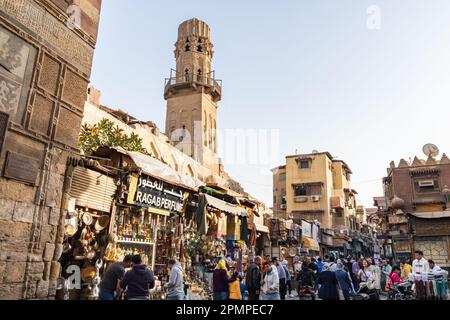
left=91, top=0, right=450, bottom=208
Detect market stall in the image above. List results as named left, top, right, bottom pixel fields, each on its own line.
left=58, top=162, right=117, bottom=300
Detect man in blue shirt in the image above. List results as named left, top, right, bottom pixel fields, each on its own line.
left=316, top=257, right=324, bottom=273
left=272, top=257, right=287, bottom=300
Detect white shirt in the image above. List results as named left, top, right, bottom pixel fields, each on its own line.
left=412, top=258, right=430, bottom=276
left=262, top=266, right=280, bottom=294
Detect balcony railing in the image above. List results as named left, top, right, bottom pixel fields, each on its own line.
left=164, top=73, right=222, bottom=93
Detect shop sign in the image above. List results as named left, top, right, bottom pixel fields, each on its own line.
left=312, top=224, right=320, bottom=242
left=302, top=220, right=312, bottom=238
left=127, top=173, right=187, bottom=214
left=321, top=234, right=333, bottom=246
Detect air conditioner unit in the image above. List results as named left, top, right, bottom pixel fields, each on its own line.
left=418, top=180, right=434, bottom=187
left=280, top=204, right=286, bottom=210
left=311, top=195, right=321, bottom=202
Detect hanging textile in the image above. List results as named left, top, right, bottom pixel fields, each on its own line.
left=240, top=216, right=249, bottom=244
left=195, top=193, right=208, bottom=235
left=249, top=223, right=257, bottom=248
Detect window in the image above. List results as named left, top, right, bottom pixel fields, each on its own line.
left=293, top=184, right=322, bottom=196
left=279, top=173, right=286, bottom=181
left=415, top=179, right=440, bottom=193
left=294, top=185, right=307, bottom=196
left=273, top=196, right=277, bottom=204
left=300, top=160, right=310, bottom=169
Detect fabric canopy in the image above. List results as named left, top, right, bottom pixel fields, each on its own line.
left=204, top=194, right=247, bottom=216
left=302, top=236, right=320, bottom=251
left=127, top=150, right=204, bottom=190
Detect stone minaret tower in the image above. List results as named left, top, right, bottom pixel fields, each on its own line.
left=164, top=18, right=222, bottom=174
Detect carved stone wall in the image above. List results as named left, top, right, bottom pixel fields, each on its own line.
left=0, top=0, right=101, bottom=300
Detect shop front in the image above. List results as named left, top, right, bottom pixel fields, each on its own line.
left=320, top=230, right=334, bottom=258
left=103, top=171, right=196, bottom=287
left=58, top=160, right=118, bottom=300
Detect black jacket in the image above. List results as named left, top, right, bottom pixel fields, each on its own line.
left=296, top=269, right=315, bottom=287
left=316, top=271, right=339, bottom=300
left=121, top=264, right=155, bottom=299
left=245, top=262, right=261, bottom=291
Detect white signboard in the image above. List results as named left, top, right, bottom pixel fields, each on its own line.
left=302, top=220, right=312, bottom=238
left=312, top=224, right=319, bottom=242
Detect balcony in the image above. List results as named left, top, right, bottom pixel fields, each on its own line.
left=164, top=72, right=222, bottom=102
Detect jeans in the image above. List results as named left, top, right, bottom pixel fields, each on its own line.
left=248, top=289, right=260, bottom=300
left=213, top=291, right=228, bottom=300
left=167, top=293, right=184, bottom=300
left=286, top=279, right=292, bottom=295
left=98, top=290, right=115, bottom=301
left=261, top=292, right=281, bottom=300
left=279, top=279, right=287, bottom=300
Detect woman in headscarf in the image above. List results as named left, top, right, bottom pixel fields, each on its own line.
left=315, top=263, right=339, bottom=300
left=213, top=259, right=230, bottom=300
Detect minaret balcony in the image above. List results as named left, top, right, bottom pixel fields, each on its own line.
left=164, top=73, right=222, bottom=102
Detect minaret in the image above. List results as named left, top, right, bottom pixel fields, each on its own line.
left=164, top=18, right=221, bottom=174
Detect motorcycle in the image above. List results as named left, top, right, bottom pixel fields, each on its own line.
left=354, top=282, right=379, bottom=300
left=298, top=286, right=316, bottom=300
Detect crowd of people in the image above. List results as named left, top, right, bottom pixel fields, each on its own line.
left=95, top=250, right=447, bottom=300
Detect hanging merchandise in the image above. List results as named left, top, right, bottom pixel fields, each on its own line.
left=227, top=215, right=241, bottom=241
left=195, top=194, right=209, bottom=235
left=240, top=216, right=249, bottom=244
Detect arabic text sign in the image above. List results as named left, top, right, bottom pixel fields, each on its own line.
left=130, top=174, right=185, bottom=213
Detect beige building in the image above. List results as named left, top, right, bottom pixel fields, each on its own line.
left=273, top=151, right=359, bottom=230
left=164, top=18, right=221, bottom=174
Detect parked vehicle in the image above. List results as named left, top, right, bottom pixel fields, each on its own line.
left=387, top=282, right=414, bottom=300
left=298, top=286, right=316, bottom=300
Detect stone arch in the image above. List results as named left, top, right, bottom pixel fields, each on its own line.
left=182, top=161, right=196, bottom=178
left=149, top=141, right=160, bottom=160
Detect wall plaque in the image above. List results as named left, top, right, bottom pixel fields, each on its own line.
left=4, top=150, right=39, bottom=185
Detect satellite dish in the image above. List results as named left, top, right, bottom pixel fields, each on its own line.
left=312, top=150, right=319, bottom=154
left=423, top=143, right=439, bottom=158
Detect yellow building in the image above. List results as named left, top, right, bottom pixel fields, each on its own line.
left=273, top=151, right=359, bottom=230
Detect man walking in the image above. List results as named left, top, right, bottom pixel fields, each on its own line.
left=99, top=254, right=133, bottom=300
left=273, top=257, right=287, bottom=300
left=120, top=254, right=155, bottom=300
left=412, top=250, right=430, bottom=278
left=246, top=256, right=262, bottom=300
left=166, top=259, right=184, bottom=300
